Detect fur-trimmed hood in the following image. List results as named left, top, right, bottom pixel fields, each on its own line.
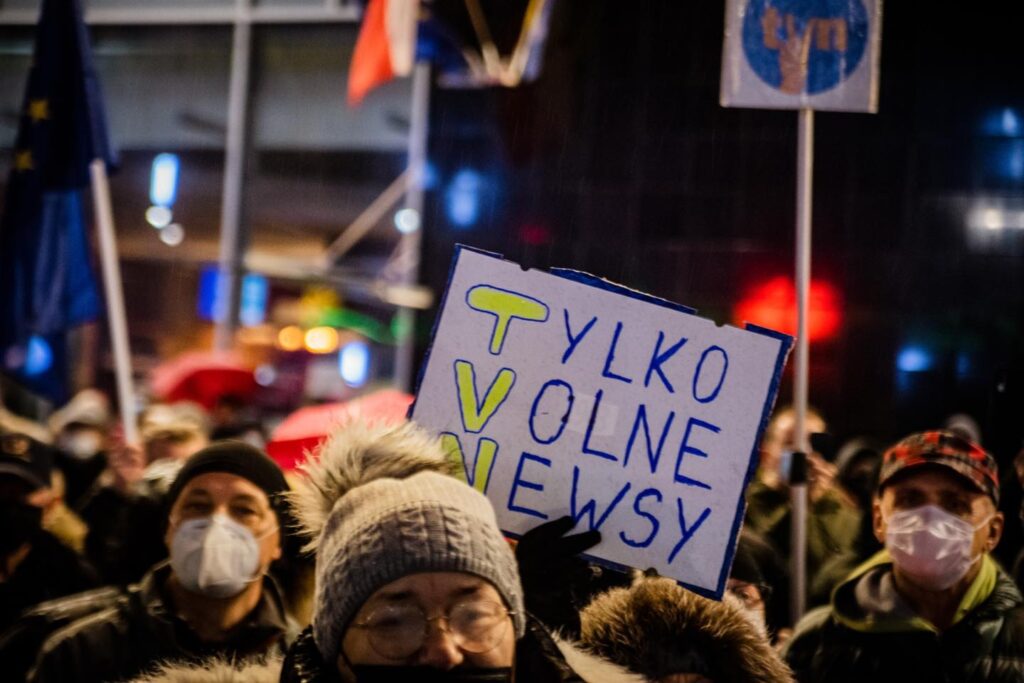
left=129, top=656, right=283, bottom=683
left=287, top=420, right=454, bottom=550
left=558, top=578, right=794, bottom=683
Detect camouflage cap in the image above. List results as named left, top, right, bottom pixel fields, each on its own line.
left=878, top=430, right=999, bottom=504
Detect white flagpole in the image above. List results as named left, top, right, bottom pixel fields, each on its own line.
left=89, top=158, right=138, bottom=445
left=790, top=106, right=814, bottom=623
left=393, top=62, right=431, bottom=392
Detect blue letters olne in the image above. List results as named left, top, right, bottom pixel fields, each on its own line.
left=528, top=379, right=574, bottom=445
left=507, top=452, right=551, bottom=520
left=622, top=404, right=675, bottom=473
left=582, top=389, right=618, bottom=462
left=673, top=416, right=720, bottom=490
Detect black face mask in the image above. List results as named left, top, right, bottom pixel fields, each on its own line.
left=350, top=665, right=513, bottom=682
left=0, top=500, right=42, bottom=556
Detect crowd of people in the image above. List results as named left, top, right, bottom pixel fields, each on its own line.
left=1, top=386, right=1023, bottom=682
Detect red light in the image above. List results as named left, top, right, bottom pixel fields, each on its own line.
left=735, top=276, right=841, bottom=342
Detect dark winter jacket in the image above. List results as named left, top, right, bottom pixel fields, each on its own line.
left=279, top=618, right=584, bottom=683
left=27, top=562, right=298, bottom=683
left=0, top=585, right=122, bottom=683
left=0, top=528, right=99, bottom=633
left=556, top=577, right=794, bottom=683
left=784, top=551, right=1024, bottom=683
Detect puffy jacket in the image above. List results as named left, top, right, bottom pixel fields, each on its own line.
left=784, top=552, right=1024, bottom=683
left=279, top=618, right=584, bottom=683
left=28, top=563, right=298, bottom=683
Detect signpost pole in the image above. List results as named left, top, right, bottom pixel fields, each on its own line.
left=790, top=106, right=814, bottom=623
left=394, top=62, right=431, bottom=392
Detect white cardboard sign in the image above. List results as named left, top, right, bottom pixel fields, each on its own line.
left=720, top=0, right=882, bottom=113
left=411, top=247, right=792, bottom=598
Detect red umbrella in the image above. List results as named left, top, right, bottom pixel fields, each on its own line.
left=150, top=350, right=257, bottom=410
left=267, top=388, right=413, bottom=471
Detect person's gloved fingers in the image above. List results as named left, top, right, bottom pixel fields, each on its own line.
left=519, top=515, right=576, bottom=547
left=559, top=529, right=602, bottom=555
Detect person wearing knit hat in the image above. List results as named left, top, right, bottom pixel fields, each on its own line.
left=279, top=420, right=580, bottom=683
left=27, top=442, right=298, bottom=683
left=785, top=430, right=1024, bottom=683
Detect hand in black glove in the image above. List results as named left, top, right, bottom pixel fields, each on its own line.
left=515, top=516, right=602, bottom=634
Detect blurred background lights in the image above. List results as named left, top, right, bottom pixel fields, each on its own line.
left=239, top=274, right=269, bottom=327
left=394, top=207, right=421, bottom=234
left=254, top=364, right=277, bottom=387
left=159, top=223, right=184, bottom=246
left=896, top=345, right=934, bottom=373
left=445, top=169, right=482, bottom=228
left=969, top=205, right=1024, bottom=231
left=304, top=326, right=339, bottom=354
left=277, top=325, right=304, bottom=351
left=981, top=107, right=1023, bottom=137
left=149, top=153, right=179, bottom=207
left=339, top=340, right=370, bottom=387
left=1002, top=108, right=1022, bottom=136
left=24, top=335, right=53, bottom=376
left=145, top=205, right=172, bottom=229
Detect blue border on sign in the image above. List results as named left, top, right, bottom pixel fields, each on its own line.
left=414, top=246, right=794, bottom=600
left=550, top=267, right=699, bottom=316
left=710, top=321, right=794, bottom=597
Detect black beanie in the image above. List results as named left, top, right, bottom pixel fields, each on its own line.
left=167, top=440, right=289, bottom=508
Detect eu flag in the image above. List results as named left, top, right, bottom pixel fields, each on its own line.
left=0, top=0, right=115, bottom=403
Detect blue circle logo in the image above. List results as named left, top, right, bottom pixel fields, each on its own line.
left=742, top=0, right=869, bottom=95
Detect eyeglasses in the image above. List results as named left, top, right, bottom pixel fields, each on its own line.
left=351, top=600, right=514, bottom=660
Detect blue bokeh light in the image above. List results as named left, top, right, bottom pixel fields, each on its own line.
left=896, top=345, right=934, bottom=373
left=150, top=153, right=179, bottom=207
left=24, top=335, right=53, bottom=376
left=339, top=340, right=370, bottom=387
left=445, top=169, right=483, bottom=228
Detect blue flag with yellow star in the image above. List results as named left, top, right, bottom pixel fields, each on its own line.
left=0, top=0, right=115, bottom=403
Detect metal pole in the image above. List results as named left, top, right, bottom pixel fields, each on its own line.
left=393, top=62, right=431, bottom=392
left=89, top=159, right=139, bottom=445
left=790, top=107, right=814, bottom=624
left=213, top=0, right=253, bottom=351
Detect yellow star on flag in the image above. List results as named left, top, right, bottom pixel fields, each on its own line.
left=14, top=149, right=33, bottom=171
left=27, top=98, right=50, bottom=122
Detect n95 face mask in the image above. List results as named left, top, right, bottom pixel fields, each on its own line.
left=884, top=504, right=988, bottom=591
left=170, top=514, right=268, bottom=598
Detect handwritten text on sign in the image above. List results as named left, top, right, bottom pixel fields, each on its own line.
left=411, top=248, right=791, bottom=597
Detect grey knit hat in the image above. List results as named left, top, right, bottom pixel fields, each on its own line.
left=289, top=421, right=525, bottom=665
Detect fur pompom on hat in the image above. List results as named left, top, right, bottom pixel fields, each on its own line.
left=567, top=577, right=794, bottom=683
left=288, top=420, right=525, bottom=666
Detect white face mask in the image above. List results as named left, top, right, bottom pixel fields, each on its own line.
left=884, top=504, right=990, bottom=591
left=59, top=431, right=103, bottom=460
left=170, top=514, right=271, bottom=598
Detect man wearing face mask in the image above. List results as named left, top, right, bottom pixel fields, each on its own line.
left=279, top=420, right=581, bottom=682
left=784, top=431, right=1024, bottom=683
left=28, top=441, right=298, bottom=683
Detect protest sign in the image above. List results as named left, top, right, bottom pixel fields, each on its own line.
left=720, top=0, right=882, bottom=112
left=411, top=247, right=792, bottom=598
